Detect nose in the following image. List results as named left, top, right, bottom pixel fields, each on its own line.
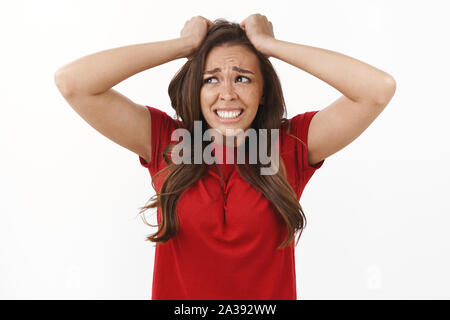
left=219, top=79, right=237, bottom=101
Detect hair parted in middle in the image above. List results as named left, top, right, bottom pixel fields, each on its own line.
left=139, top=18, right=308, bottom=249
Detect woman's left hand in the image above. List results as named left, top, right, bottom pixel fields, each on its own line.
left=240, top=14, right=275, bottom=57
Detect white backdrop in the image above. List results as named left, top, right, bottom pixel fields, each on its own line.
left=1, top=0, right=449, bottom=299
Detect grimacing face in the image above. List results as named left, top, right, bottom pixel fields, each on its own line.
left=200, top=44, right=264, bottom=144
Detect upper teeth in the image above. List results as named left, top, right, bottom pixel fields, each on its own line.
left=216, top=110, right=242, bottom=119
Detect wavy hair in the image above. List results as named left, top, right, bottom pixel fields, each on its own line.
left=139, top=19, right=308, bottom=249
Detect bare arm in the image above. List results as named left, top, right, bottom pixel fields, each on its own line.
left=264, top=38, right=396, bottom=166
left=241, top=14, right=396, bottom=166
left=54, top=16, right=213, bottom=163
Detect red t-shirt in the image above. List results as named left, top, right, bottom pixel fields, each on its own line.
left=138, top=106, right=324, bottom=300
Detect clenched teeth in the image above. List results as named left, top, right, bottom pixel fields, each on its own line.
left=216, top=110, right=243, bottom=119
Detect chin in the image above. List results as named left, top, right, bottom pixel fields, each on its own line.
left=221, top=128, right=242, bottom=137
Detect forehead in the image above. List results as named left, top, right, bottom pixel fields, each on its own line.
left=204, top=44, right=260, bottom=70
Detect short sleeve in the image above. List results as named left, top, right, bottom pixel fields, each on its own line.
left=138, top=106, right=181, bottom=175
left=289, top=110, right=325, bottom=195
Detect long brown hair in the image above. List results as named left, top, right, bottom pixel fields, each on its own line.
left=139, top=19, right=308, bottom=249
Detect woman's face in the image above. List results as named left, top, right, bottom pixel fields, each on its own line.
left=200, top=44, right=264, bottom=140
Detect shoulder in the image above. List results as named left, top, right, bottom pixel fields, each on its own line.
left=279, top=111, right=319, bottom=143
left=146, top=105, right=182, bottom=128
left=289, top=111, right=320, bottom=133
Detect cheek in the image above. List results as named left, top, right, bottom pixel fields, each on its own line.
left=200, top=89, right=215, bottom=109
left=244, top=92, right=261, bottom=111
left=199, top=90, right=208, bottom=113
left=246, top=95, right=261, bottom=121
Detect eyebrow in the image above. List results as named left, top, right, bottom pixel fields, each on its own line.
left=203, top=66, right=255, bottom=76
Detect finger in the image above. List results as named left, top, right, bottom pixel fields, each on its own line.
left=240, top=17, right=247, bottom=27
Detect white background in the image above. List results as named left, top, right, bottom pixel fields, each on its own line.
left=1, top=0, right=449, bottom=299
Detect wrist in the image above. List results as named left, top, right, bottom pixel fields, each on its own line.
left=175, top=37, right=194, bottom=59
left=177, top=36, right=198, bottom=59
left=255, top=37, right=278, bottom=58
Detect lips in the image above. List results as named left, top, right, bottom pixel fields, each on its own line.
left=213, top=108, right=245, bottom=122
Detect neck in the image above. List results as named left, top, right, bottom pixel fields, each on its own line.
left=212, top=135, right=247, bottom=147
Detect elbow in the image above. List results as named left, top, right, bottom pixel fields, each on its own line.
left=375, top=75, right=397, bottom=107
left=385, top=75, right=397, bottom=96
left=54, top=68, right=75, bottom=97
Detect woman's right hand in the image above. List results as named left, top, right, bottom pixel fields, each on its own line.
left=180, top=16, right=214, bottom=57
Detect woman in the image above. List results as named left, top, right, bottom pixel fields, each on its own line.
left=55, top=14, right=396, bottom=300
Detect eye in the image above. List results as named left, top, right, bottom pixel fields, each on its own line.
left=203, top=77, right=218, bottom=84
left=236, top=75, right=250, bottom=83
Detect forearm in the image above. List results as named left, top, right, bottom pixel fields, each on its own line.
left=55, top=37, right=194, bottom=96
left=264, top=38, right=396, bottom=105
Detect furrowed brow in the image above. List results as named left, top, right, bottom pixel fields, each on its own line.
left=203, top=66, right=255, bottom=75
